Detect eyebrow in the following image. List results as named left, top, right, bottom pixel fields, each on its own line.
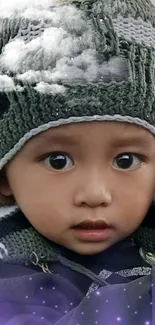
left=111, top=134, right=155, bottom=149
left=34, top=133, right=80, bottom=147
left=32, top=131, right=155, bottom=150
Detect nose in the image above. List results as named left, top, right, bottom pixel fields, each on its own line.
left=74, top=172, right=112, bottom=208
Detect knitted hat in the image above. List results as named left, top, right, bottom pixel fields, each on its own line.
left=0, top=0, right=155, bottom=262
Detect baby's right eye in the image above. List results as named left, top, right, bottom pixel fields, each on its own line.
left=44, top=152, right=74, bottom=170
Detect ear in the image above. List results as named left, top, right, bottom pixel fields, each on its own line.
left=153, top=194, right=155, bottom=203
left=0, top=169, right=13, bottom=197
left=0, top=169, right=15, bottom=205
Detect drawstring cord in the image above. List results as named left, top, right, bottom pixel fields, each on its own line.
left=57, top=254, right=110, bottom=287
left=32, top=251, right=52, bottom=274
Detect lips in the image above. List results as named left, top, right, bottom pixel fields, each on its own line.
left=71, top=220, right=113, bottom=242
left=73, top=220, right=109, bottom=229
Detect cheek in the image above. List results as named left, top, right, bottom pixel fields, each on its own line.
left=8, top=168, right=73, bottom=235
left=115, top=181, right=154, bottom=234
left=9, top=166, right=68, bottom=204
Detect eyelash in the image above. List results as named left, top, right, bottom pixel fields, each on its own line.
left=38, top=151, right=147, bottom=163
left=117, top=152, right=147, bottom=162
left=38, top=151, right=69, bottom=161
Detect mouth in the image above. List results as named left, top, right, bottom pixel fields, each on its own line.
left=73, top=220, right=110, bottom=229
left=71, top=220, right=114, bottom=242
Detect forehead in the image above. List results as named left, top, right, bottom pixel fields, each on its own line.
left=26, top=121, right=155, bottom=149
left=35, top=121, right=154, bottom=140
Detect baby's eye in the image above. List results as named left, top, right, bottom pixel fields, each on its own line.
left=113, top=153, right=143, bottom=170
left=44, top=152, right=74, bottom=170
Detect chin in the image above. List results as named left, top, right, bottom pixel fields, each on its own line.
left=71, top=242, right=112, bottom=255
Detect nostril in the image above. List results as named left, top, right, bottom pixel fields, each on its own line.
left=74, top=190, right=112, bottom=208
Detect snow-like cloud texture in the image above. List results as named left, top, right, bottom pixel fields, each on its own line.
left=0, top=0, right=129, bottom=93
left=0, top=0, right=58, bottom=18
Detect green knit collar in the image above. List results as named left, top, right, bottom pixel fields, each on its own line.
left=1, top=205, right=155, bottom=269
left=0, top=209, right=61, bottom=265
left=0, top=208, right=111, bottom=286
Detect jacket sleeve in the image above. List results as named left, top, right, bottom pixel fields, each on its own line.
left=0, top=270, right=82, bottom=325
left=54, top=274, right=153, bottom=325
left=0, top=268, right=153, bottom=325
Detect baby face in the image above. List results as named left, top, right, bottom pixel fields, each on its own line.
left=1, top=121, right=155, bottom=255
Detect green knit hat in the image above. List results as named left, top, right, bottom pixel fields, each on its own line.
left=1, top=0, right=155, bottom=261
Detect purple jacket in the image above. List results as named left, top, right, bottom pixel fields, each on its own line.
left=0, top=209, right=153, bottom=325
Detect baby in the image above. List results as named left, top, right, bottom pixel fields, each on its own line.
left=0, top=0, right=154, bottom=324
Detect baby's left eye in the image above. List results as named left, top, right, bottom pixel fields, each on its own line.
left=113, top=153, right=143, bottom=170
